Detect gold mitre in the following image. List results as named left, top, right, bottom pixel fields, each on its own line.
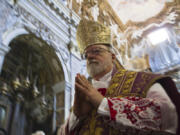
left=76, top=19, right=112, bottom=54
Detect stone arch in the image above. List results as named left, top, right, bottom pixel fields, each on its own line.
left=1, top=27, right=70, bottom=84
left=2, top=28, right=29, bottom=46
left=0, top=33, right=68, bottom=134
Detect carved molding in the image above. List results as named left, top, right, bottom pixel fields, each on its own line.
left=15, top=7, right=63, bottom=46
left=0, top=43, right=10, bottom=54
left=43, top=0, right=80, bottom=26
left=0, top=0, right=85, bottom=123
left=0, top=0, right=16, bottom=37
left=0, top=1, right=75, bottom=84
left=13, top=7, right=72, bottom=65
left=15, top=0, right=81, bottom=55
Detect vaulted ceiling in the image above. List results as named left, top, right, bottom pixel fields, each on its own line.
left=70, top=0, right=180, bottom=72
left=108, top=0, right=174, bottom=24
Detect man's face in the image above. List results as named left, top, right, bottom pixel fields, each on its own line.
left=84, top=44, right=114, bottom=78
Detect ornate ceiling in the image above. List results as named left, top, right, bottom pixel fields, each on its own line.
left=70, top=0, right=180, bottom=71
left=108, top=0, right=174, bottom=24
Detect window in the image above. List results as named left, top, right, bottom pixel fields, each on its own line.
left=147, top=28, right=170, bottom=45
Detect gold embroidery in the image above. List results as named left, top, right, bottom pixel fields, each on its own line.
left=107, top=83, right=119, bottom=95
left=120, top=71, right=137, bottom=95
left=94, top=128, right=103, bottom=135
left=106, top=69, right=126, bottom=96
left=78, top=69, right=165, bottom=135
left=89, top=110, right=97, bottom=135
left=106, top=70, right=137, bottom=97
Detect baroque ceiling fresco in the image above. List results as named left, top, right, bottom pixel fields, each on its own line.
left=108, top=0, right=174, bottom=24
left=70, top=0, right=180, bottom=72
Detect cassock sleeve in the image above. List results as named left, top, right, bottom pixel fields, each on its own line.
left=97, top=83, right=178, bottom=134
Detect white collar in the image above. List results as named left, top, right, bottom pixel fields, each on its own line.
left=92, top=69, right=112, bottom=89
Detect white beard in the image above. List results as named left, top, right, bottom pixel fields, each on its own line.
left=87, top=60, right=108, bottom=77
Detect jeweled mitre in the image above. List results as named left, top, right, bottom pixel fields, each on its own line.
left=76, top=19, right=112, bottom=54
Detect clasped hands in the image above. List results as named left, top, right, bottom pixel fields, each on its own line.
left=73, top=73, right=104, bottom=117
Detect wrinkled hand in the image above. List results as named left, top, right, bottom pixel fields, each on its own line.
left=73, top=75, right=93, bottom=117
left=75, top=73, right=104, bottom=108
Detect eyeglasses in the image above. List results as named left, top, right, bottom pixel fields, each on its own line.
left=82, top=47, right=110, bottom=59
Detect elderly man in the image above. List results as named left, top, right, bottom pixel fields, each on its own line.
left=58, top=19, right=179, bottom=135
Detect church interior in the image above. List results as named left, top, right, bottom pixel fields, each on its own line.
left=0, top=0, right=180, bottom=135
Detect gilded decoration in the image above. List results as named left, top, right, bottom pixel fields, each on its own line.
left=78, top=109, right=104, bottom=135
left=106, top=69, right=137, bottom=97
left=106, top=69, right=167, bottom=98
left=76, top=19, right=111, bottom=54
left=120, top=71, right=137, bottom=95
left=78, top=108, right=120, bottom=135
